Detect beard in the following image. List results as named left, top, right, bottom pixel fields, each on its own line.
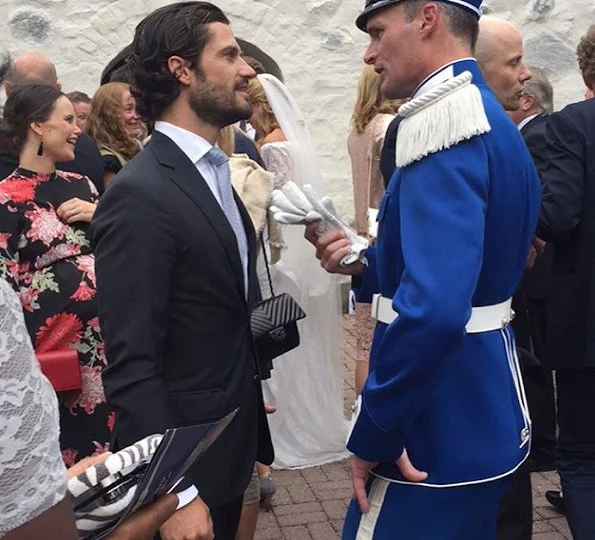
left=189, top=73, right=253, bottom=128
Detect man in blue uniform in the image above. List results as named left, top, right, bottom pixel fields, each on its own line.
left=305, top=1, right=540, bottom=538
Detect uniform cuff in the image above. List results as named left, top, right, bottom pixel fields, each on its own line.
left=352, top=247, right=378, bottom=304
left=347, top=397, right=405, bottom=464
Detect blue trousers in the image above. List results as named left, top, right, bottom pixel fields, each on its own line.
left=342, top=475, right=513, bottom=540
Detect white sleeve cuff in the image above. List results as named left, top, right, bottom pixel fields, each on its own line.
left=175, top=485, right=198, bottom=510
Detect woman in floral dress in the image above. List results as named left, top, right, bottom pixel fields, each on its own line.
left=0, top=84, right=110, bottom=465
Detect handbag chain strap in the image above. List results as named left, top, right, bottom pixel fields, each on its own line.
left=260, top=234, right=275, bottom=297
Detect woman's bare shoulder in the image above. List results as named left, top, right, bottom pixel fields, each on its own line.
left=262, top=128, right=287, bottom=145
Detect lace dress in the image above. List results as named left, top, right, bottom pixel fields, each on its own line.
left=347, top=114, right=395, bottom=367
left=260, top=142, right=349, bottom=469
left=0, top=168, right=110, bottom=466
left=0, top=278, right=67, bottom=536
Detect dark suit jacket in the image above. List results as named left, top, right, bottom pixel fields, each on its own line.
left=380, top=114, right=402, bottom=188
left=536, top=99, right=595, bottom=370
left=521, top=114, right=548, bottom=176
left=90, top=131, right=273, bottom=508
left=234, top=129, right=265, bottom=168
left=519, top=114, right=553, bottom=301
left=0, top=133, right=104, bottom=194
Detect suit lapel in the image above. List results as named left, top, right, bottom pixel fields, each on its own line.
left=149, top=132, right=247, bottom=301
left=235, top=191, right=258, bottom=302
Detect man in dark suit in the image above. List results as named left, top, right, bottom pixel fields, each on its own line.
left=91, top=3, right=273, bottom=540
left=508, top=66, right=557, bottom=474
left=0, top=52, right=104, bottom=192
left=535, top=23, right=595, bottom=539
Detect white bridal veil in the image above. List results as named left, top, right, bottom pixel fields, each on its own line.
left=258, top=73, right=349, bottom=468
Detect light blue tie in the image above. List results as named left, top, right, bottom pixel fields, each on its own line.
left=204, top=146, right=249, bottom=298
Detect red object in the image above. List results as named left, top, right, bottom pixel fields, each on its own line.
left=37, top=350, right=82, bottom=392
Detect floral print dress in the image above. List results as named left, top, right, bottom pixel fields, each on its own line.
left=0, top=168, right=110, bottom=465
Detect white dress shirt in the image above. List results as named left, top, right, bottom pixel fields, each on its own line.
left=153, top=121, right=249, bottom=297
left=154, top=121, right=223, bottom=205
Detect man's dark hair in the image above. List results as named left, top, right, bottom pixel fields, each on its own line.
left=0, top=84, right=63, bottom=155
left=404, top=1, right=479, bottom=52
left=66, top=90, right=91, bottom=104
left=577, top=24, right=595, bottom=88
left=129, top=1, right=229, bottom=122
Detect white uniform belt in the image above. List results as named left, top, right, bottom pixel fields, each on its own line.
left=371, top=294, right=514, bottom=333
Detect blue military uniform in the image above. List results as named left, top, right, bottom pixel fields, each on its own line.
left=343, top=18, right=541, bottom=539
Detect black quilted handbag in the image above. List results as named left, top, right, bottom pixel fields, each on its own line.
left=251, top=237, right=306, bottom=360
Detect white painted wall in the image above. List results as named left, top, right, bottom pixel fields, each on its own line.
left=1, top=0, right=592, bottom=215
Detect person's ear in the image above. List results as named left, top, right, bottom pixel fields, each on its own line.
left=29, top=121, right=43, bottom=138
left=523, top=93, right=536, bottom=112
left=419, top=2, right=441, bottom=38
left=167, top=56, right=192, bottom=86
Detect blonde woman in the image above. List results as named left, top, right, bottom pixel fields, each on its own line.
left=348, top=65, right=403, bottom=394
left=86, top=83, right=143, bottom=189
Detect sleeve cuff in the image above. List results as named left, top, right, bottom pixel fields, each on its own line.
left=174, top=485, right=198, bottom=510
left=347, top=397, right=405, bottom=463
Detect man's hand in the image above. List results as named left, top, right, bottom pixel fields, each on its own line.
left=56, top=197, right=97, bottom=224
left=108, top=493, right=178, bottom=540
left=396, top=449, right=428, bottom=484
left=533, top=236, right=546, bottom=257
left=304, top=223, right=365, bottom=276
left=350, top=450, right=428, bottom=513
left=264, top=403, right=277, bottom=414
left=350, top=455, right=378, bottom=514
left=159, top=497, right=213, bottom=540
left=526, top=245, right=538, bottom=270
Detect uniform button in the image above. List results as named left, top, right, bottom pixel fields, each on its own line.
left=521, top=428, right=530, bottom=443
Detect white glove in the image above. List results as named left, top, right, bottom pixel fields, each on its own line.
left=271, top=182, right=368, bottom=267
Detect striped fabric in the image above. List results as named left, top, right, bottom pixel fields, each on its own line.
left=68, top=434, right=162, bottom=537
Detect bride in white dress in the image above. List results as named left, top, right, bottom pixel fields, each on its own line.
left=247, top=75, right=349, bottom=469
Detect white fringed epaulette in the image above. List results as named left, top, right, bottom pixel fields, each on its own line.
left=396, top=71, right=491, bottom=168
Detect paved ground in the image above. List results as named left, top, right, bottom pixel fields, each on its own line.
left=254, top=316, right=570, bottom=540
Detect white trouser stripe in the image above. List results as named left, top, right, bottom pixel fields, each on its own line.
left=355, top=477, right=390, bottom=540
left=500, top=327, right=532, bottom=447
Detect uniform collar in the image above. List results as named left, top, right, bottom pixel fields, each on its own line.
left=411, top=58, right=485, bottom=99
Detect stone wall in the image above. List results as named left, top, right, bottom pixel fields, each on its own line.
left=1, top=0, right=593, bottom=216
